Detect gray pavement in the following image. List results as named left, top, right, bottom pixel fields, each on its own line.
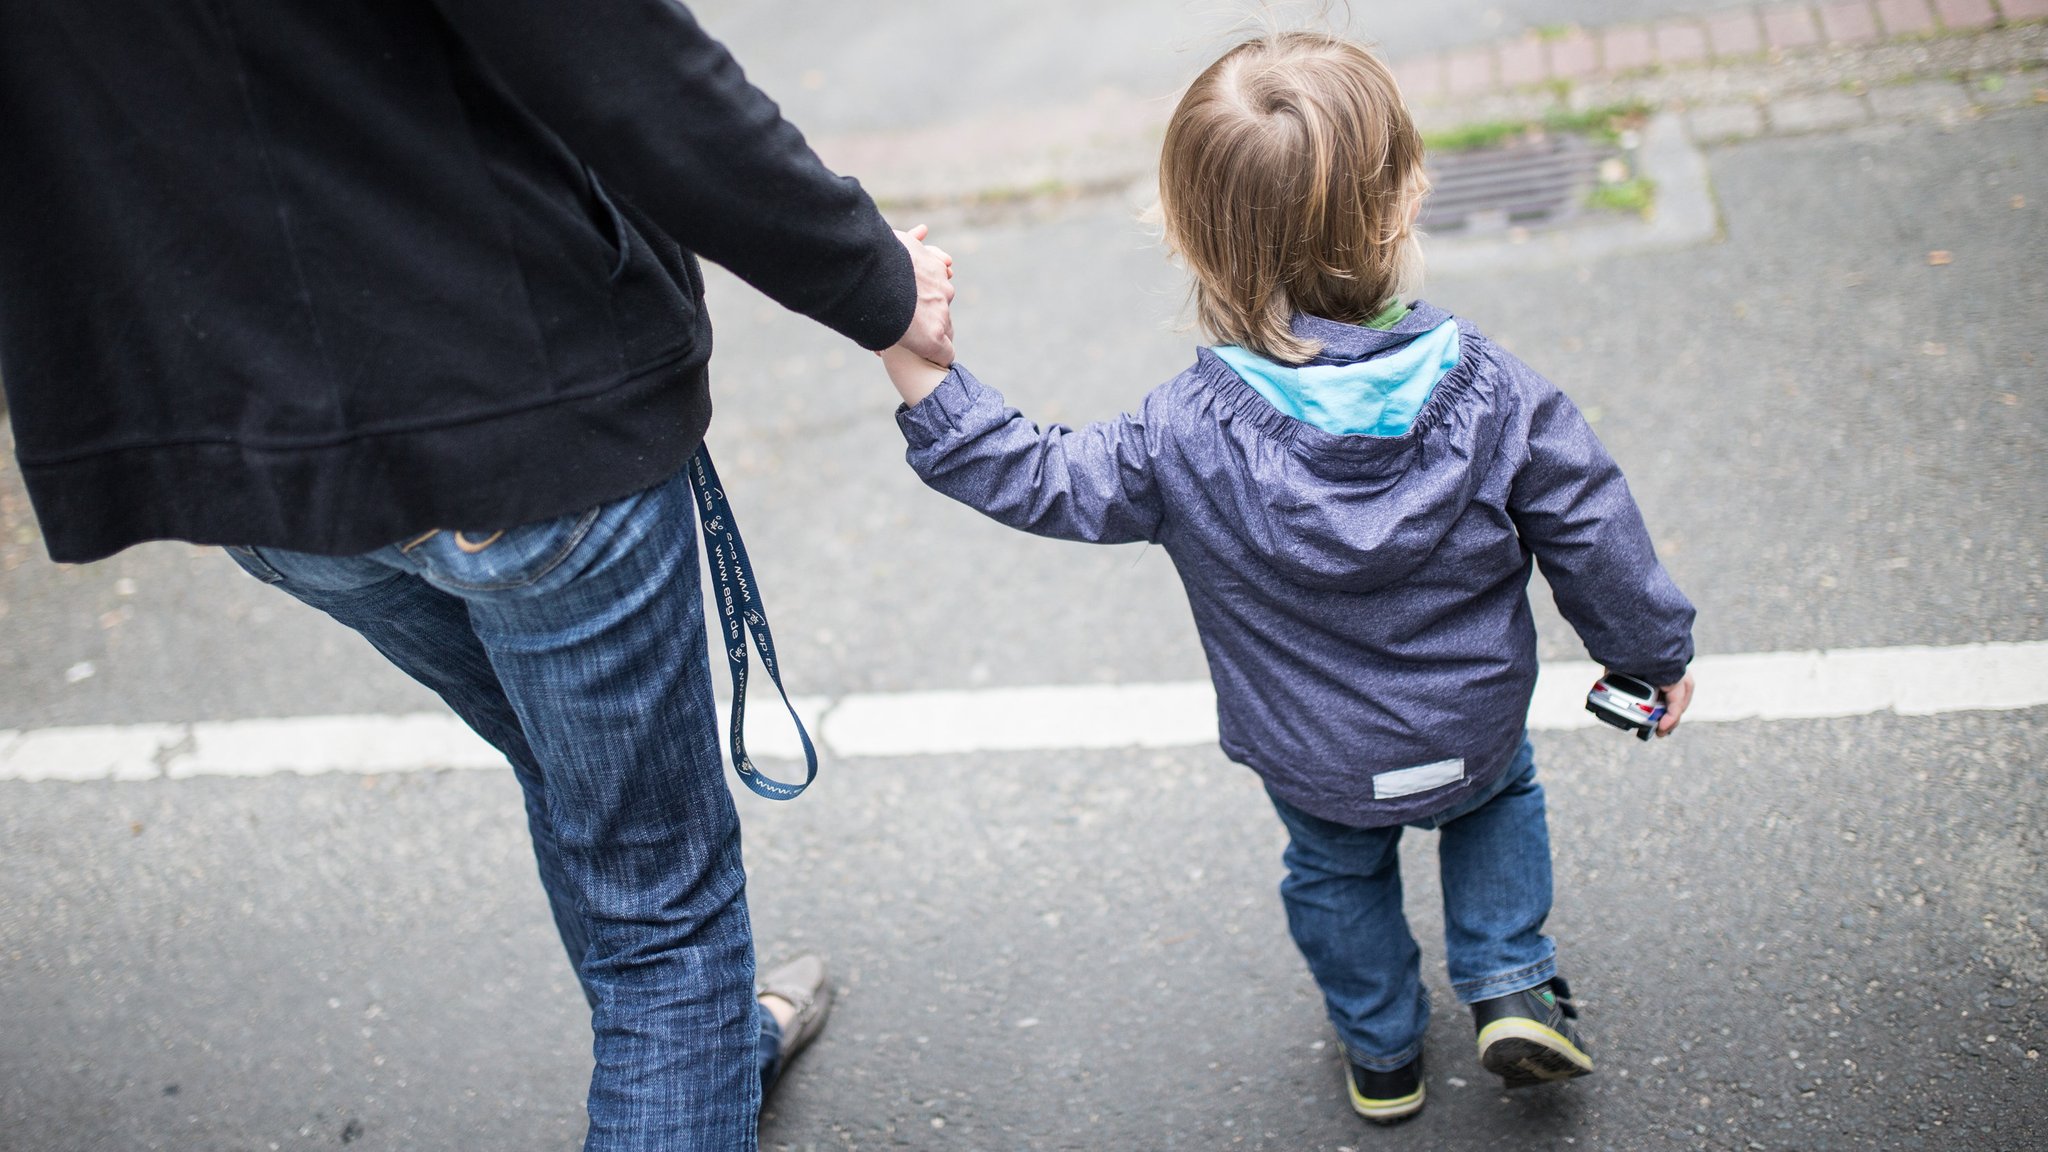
left=3, top=29, right=2046, bottom=1152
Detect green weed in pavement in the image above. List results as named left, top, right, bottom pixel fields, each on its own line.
left=1423, top=100, right=1654, bottom=154
left=1587, top=176, right=1656, bottom=218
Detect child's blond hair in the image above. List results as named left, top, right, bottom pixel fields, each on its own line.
left=1158, top=31, right=1426, bottom=364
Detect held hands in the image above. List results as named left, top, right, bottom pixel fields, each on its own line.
left=883, top=224, right=954, bottom=406
left=1655, top=673, right=1695, bottom=737
left=892, top=224, right=955, bottom=366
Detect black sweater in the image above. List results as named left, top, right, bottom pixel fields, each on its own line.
left=0, top=0, right=915, bottom=562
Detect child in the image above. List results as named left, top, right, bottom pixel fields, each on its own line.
left=880, top=31, right=1695, bottom=1125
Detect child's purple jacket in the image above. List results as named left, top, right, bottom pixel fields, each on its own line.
left=896, top=303, right=1694, bottom=828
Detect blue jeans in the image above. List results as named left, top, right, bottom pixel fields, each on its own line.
left=1266, top=739, right=1557, bottom=1072
left=228, top=467, right=780, bottom=1151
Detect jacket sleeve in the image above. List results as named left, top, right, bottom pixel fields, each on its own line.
left=1508, top=375, right=1695, bottom=685
left=896, top=364, right=1165, bottom=546
left=426, top=0, right=914, bottom=350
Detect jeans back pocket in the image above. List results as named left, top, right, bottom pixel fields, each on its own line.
left=404, top=506, right=604, bottom=592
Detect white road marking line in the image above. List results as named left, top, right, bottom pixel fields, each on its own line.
left=1, top=641, right=2042, bottom=782
left=173, top=715, right=505, bottom=778
left=0, top=723, right=186, bottom=782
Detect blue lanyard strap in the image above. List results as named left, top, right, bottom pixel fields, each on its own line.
left=687, top=444, right=818, bottom=801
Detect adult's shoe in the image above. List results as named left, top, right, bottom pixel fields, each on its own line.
left=758, top=954, right=833, bottom=1068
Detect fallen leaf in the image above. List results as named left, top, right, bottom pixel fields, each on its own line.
left=1926, top=250, right=1951, bottom=266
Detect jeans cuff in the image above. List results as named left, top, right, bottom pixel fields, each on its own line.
left=1452, top=957, right=1558, bottom=1005
left=757, top=1003, right=786, bottom=1093
left=1341, top=1036, right=1425, bottom=1073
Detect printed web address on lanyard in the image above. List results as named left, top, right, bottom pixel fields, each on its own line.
left=688, top=445, right=818, bottom=800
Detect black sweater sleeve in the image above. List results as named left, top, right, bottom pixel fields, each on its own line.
left=428, top=0, right=914, bottom=350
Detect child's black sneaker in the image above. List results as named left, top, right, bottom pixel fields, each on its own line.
left=1472, top=978, right=1593, bottom=1088
left=1346, top=1053, right=1425, bottom=1123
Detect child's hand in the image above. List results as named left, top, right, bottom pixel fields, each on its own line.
left=880, top=343, right=949, bottom=406
left=881, top=224, right=955, bottom=406
left=1655, top=673, right=1694, bottom=737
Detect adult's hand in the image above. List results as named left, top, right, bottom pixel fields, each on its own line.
left=895, top=224, right=955, bottom=365
left=1655, top=673, right=1695, bottom=737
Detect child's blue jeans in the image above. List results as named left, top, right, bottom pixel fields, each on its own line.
left=1266, top=738, right=1558, bottom=1072
left=227, top=466, right=778, bottom=1151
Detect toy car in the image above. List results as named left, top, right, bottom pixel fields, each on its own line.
left=1586, top=672, right=1666, bottom=741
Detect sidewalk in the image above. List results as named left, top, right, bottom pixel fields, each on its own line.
left=812, top=4, right=2048, bottom=208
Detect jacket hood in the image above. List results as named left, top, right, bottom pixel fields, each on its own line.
left=1196, top=303, right=1506, bottom=593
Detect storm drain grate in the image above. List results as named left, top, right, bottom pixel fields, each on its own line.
left=1418, top=133, right=1608, bottom=235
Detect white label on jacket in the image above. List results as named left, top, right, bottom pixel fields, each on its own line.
left=1373, top=758, right=1466, bottom=799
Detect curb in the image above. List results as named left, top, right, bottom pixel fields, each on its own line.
left=814, top=12, right=2047, bottom=210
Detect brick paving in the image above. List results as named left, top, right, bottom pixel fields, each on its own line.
left=1656, top=19, right=1713, bottom=64
left=1876, top=0, right=1941, bottom=34
left=1446, top=48, right=1494, bottom=96
left=1385, top=0, right=2045, bottom=97
left=1865, top=78, right=1979, bottom=118
left=1603, top=25, right=1658, bottom=72
left=1820, top=1, right=1883, bottom=41
left=1688, top=102, right=1770, bottom=140
left=1770, top=91, right=1873, bottom=130
left=1973, top=68, right=2043, bottom=100
left=1497, top=36, right=1547, bottom=88
left=1707, top=8, right=1769, bottom=56
left=1395, top=54, right=1445, bottom=102
left=1934, top=0, right=2001, bottom=28
left=1764, top=4, right=1827, bottom=48
left=1549, top=29, right=1602, bottom=78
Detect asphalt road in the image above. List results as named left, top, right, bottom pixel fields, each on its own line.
left=3, top=72, right=2045, bottom=1152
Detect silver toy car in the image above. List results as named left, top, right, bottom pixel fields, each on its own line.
left=1585, top=672, right=1666, bottom=741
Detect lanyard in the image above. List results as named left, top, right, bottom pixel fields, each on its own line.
left=687, top=444, right=818, bottom=800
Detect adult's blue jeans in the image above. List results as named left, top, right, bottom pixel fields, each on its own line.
left=227, top=466, right=780, bottom=1151
left=1266, top=738, right=1557, bottom=1071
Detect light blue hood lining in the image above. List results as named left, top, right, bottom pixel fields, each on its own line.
left=1213, top=319, right=1461, bottom=437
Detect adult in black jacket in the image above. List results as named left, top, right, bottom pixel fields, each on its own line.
left=0, top=2, right=953, bottom=1148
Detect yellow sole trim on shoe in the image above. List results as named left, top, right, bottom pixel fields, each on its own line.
left=1476, top=1018, right=1594, bottom=1077
left=1346, top=1076, right=1425, bottom=1122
